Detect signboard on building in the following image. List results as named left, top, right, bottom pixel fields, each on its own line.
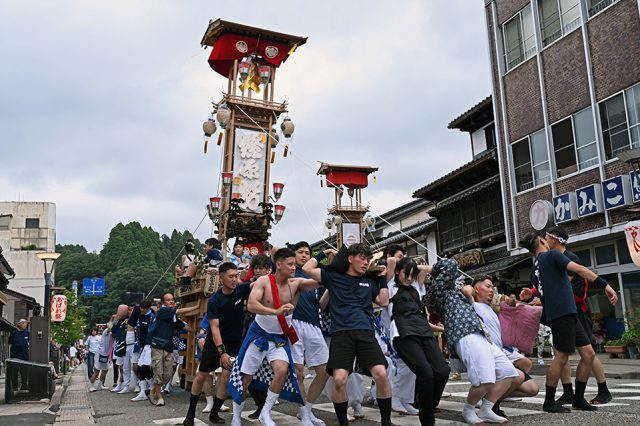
left=602, top=175, right=632, bottom=210
left=453, top=249, right=485, bottom=269
left=630, top=171, right=640, bottom=204
left=553, top=192, right=577, bottom=224
left=576, top=184, right=603, bottom=217
left=529, top=200, right=554, bottom=230
left=83, top=278, right=105, bottom=296
left=232, top=128, right=267, bottom=213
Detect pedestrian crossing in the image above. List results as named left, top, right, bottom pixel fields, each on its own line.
left=150, top=382, right=640, bottom=425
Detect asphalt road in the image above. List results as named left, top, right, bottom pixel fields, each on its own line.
left=88, top=373, right=640, bottom=425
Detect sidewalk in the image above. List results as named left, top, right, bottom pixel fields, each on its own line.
left=0, top=374, right=56, bottom=424
left=528, top=353, right=640, bottom=379
left=52, top=364, right=95, bottom=425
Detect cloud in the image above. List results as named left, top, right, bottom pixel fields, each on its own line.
left=0, top=0, right=491, bottom=253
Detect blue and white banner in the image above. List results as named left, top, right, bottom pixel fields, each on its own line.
left=602, top=175, right=632, bottom=210
left=553, top=192, right=577, bottom=224
left=576, top=184, right=603, bottom=217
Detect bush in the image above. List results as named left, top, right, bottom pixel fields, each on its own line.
left=621, top=328, right=640, bottom=347
left=605, top=339, right=625, bottom=346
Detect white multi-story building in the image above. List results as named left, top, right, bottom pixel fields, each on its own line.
left=0, top=202, right=56, bottom=306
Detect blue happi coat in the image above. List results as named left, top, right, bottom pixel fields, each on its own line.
left=228, top=321, right=303, bottom=405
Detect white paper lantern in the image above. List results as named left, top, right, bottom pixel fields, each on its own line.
left=624, top=220, right=640, bottom=267
left=51, top=294, right=68, bottom=322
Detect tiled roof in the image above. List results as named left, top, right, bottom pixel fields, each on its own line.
left=412, top=150, right=497, bottom=200
left=448, top=96, right=493, bottom=131
left=370, top=218, right=436, bottom=251
left=433, top=175, right=500, bottom=210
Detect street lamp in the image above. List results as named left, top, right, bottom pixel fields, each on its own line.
left=36, top=252, right=61, bottom=319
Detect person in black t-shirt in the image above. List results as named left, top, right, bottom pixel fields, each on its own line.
left=183, top=262, right=251, bottom=426
left=519, top=232, right=617, bottom=414
left=303, top=243, right=392, bottom=426
left=544, top=226, right=617, bottom=405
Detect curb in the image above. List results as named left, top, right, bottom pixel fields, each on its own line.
left=48, top=373, right=72, bottom=413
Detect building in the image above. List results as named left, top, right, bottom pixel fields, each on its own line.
left=0, top=202, right=57, bottom=306
left=484, top=0, right=640, bottom=329
left=413, top=97, right=532, bottom=290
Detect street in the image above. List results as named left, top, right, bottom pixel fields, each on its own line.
left=85, top=368, right=640, bottom=425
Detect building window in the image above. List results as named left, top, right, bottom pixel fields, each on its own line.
left=485, top=124, right=496, bottom=150
left=551, top=107, right=598, bottom=177
left=0, top=215, right=10, bottom=230
left=512, top=129, right=550, bottom=192
left=25, top=218, right=39, bottom=229
left=538, top=0, right=581, bottom=47
left=552, top=118, right=577, bottom=177
left=503, top=5, right=537, bottom=71
left=599, top=83, right=640, bottom=159
left=616, top=239, right=632, bottom=265
left=572, top=248, right=592, bottom=267
left=594, top=243, right=616, bottom=266
left=573, top=108, right=599, bottom=169
left=586, top=0, right=618, bottom=18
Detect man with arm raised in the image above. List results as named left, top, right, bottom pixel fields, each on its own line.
left=303, top=243, right=392, bottom=426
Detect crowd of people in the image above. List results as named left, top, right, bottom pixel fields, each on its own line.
left=80, top=227, right=619, bottom=425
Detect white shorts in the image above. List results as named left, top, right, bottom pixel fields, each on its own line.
left=131, top=351, right=140, bottom=365
left=455, top=333, right=518, bottom=387
left=115, top=356, right=123, bottom=366
left=240, top=341, right=288, bottom=375
left=138, top=345, right=152, bottom=367
left=502, top=347, right=525, bottom=363
left=291, top=319, right=329, bottom=367
left=95, top=356, right=109, bottom=371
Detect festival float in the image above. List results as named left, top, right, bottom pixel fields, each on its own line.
left=175, top=19, right=307, bottom=390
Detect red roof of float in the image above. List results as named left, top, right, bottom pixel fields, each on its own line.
left=200, top=19, right=307, bottom=78
left=317, top=162, right=379, bottom=189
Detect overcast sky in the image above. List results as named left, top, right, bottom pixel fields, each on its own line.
left=0, top=0, right=491, bottom=253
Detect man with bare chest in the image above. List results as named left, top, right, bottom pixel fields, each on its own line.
left=228, top=247, right=320, bottom=426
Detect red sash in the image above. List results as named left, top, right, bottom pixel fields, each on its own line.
left=269, top=275, right=299, bottom=344
left=573, top=279, right=589, bottom=313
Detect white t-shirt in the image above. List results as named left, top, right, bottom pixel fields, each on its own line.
left=472, top=302, right=502, bottom=347
left=87, top=335, right=101, bottom=354
left=69, top=346, right=77, bottom=357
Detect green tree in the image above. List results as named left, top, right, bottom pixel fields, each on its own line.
left=55, top=244, right=88, bottom=255
left=52, top=290, right=88, bottom=346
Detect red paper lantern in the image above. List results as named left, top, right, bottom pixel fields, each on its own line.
left=274, top=204, right=286, bottom=223
left=222, top=172, right=233, bottom=188
left=272, top=182, right=284, bottom=201
left=51, top=294, right=68, bottom=322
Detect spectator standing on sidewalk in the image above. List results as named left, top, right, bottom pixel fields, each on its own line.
left=86, top=329, right=101, bottom=379
left=69, top=345, right=78, bottom=368
left=9, top=319, right=30, bottom=390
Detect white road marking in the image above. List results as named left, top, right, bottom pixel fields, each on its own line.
left=153, top=418, right=208, bottom=425
left=312, top=402, right=466, bottom=425
left=436, top=400, right=540, bottom=417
